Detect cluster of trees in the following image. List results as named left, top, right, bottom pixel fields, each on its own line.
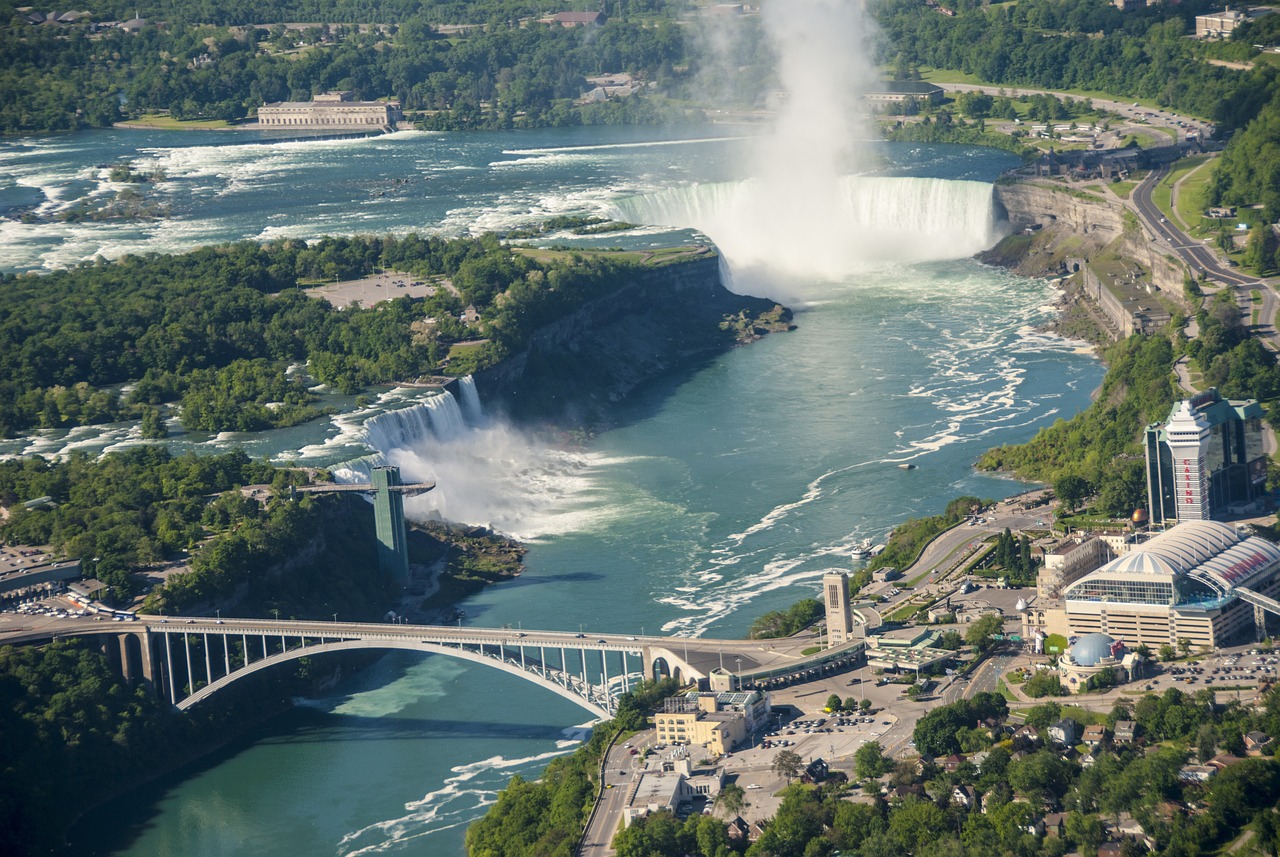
left=912, top=691, right=1009, bottom=756
left=1189, top=290, right=1280, bottom=414
left=873, top=0, right=1274, bottom=137
left=748, top=598, right=823, bottom=640
left=0, top=447, right=294, bottom=598
left=974, top=527, right=1038, bottom=585
left=465, top=678, right=676, bottom=856
left=867, top=495, right=988, bottom=583
left=0, top=233, right=646, bottom=435
left=0, top=2, right=692, bottom=132
left=0, top=641, right=199, bottom=855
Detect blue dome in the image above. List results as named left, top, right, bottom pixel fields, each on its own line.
left=1070, top=633, right=1118, bottom=667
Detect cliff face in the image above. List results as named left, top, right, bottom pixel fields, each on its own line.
left=985, top=181, right=1187, bottom=294
left=473, top=253, right=782, bottom=426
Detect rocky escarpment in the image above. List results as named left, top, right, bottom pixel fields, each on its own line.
left=473, top=252, right=788, bottom=426
left=982, top=180, right=1188, bottom=294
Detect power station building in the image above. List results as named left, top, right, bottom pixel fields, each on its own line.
left=257, top=91, right=402, bottom=130
left=1057, top=520, right=1280, bottom=649
left=1144, top=390, right=1267, bottom=528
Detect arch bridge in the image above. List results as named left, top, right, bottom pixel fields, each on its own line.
left=15, top=617, right=866, bottom=719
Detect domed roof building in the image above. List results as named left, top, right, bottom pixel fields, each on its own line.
left=1070, top=633, right=1118, bottom=667
left=1060, top=520, right=1280, bottom=650
left=1058, top=632, right=1143, bottom=693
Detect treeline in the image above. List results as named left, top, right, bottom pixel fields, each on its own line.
left=0, top=3, right=689, bottom=132
left=747, top=598, right=823, bottom=640
left=874, top=0, right=1274, bottom=137
left=0, top=233, right=645, bottom=435
left=465, top=678, right=678, bottom=856
left=1, top=0, right=673, bottom=27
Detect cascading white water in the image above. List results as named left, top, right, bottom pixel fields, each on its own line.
left=610, top=175, right=1006, bottom=283
left=361, top=391, right=471, bottom=452
left=456, top=376, right=484, bottom=425
left=345, top=381, right=598, bottom=540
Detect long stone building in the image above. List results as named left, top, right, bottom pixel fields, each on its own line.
left=257, top=91, right=402, bottom=130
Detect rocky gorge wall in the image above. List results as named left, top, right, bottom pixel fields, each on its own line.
left=989, top=180, right=1189, bottom=296
left=473, top=252, right=784, bottom=426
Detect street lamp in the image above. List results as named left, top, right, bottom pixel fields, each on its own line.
left=333, top=613, right=338, bottom=624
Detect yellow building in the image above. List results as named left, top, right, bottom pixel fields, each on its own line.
left=654, top=691, right=768, bottom=755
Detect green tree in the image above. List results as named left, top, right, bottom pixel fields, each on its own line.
left=855, top=741, right=895, bottom=780
left=1054, top=473, right=1090, bottom=512
left=715, top=782, right=745, bottom=815
left=965, top=614, right=1004, bottom=651
left=773, top=749, right=804, bottom=783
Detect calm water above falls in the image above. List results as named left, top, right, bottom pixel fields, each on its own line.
left=19, top=126, right=1104, bottom=856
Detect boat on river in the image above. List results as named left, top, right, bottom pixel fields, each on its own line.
left=851, top=538, right=874, bottom=559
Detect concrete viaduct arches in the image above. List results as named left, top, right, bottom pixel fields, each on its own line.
left=177, top=638, right=615, bottom=719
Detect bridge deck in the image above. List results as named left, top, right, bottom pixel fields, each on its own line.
left=293, top=482, right=436, bottom=495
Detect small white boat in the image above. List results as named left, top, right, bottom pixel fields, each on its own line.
left=898, top=463, right=917, bottom=470
left=851, top=538, right=874, bottom=559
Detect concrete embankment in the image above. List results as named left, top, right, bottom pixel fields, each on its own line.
left=985, top=180, right=1188, bottom=293
left=979, top=179, right=1193, bottom=341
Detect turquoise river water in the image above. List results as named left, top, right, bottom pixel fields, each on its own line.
left=0, top=125, right=1103, bottom=855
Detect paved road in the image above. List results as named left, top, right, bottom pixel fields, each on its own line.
left=1132, top=166, right=1277, bottom=346
left=581, top=731, right=655, bottom=857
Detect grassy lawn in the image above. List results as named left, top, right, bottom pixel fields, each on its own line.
left=118, top=113, right=232, bottom=130
left=917, top=67, right=988, bottom=85
left=1111, top=180, right=1137, bottom=199
left=1171, top=156, right=1218, bottom=235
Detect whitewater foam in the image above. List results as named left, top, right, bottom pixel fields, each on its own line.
left=612, top=175, right=1006, bottom=284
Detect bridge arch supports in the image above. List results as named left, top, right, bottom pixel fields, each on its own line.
left=175, top=638, right=619, bottom=720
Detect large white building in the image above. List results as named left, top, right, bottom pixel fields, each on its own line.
left=1059, top=521, right=1280, bottom=649
left=257, top=91, right=402, bottom=130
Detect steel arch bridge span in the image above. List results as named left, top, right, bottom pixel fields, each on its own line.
left=178, top=637, right=617, bottom=718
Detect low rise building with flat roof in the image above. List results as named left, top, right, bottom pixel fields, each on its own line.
left=258, top=91, right=402, bottom=130
left=863, top=80, right=944, bottom=106
left=623, top=755, right=724, bottom=826
left=654, top=690, right=770, bottom=755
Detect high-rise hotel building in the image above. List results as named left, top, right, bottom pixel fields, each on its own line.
left=1144, top=390, right=1267, bottom=527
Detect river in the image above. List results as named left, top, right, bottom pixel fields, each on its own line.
left=0, top=125, right=1103, bottom=855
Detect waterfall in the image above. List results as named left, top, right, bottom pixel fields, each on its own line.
left=360, top=389, right=472, bottom=453
left=610, top=175, right=1007, bottom=280
left=457, top=376, right=484, bottom=425
left=343, top=379, right=597, bottom=539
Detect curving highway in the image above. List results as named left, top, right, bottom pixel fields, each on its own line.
left=1132, top=166, right=1278, bottom=345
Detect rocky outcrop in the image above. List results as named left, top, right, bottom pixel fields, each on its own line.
left=984, top=180, right=1188, bottom=295
left=473, top=253, right=785, bottom=426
